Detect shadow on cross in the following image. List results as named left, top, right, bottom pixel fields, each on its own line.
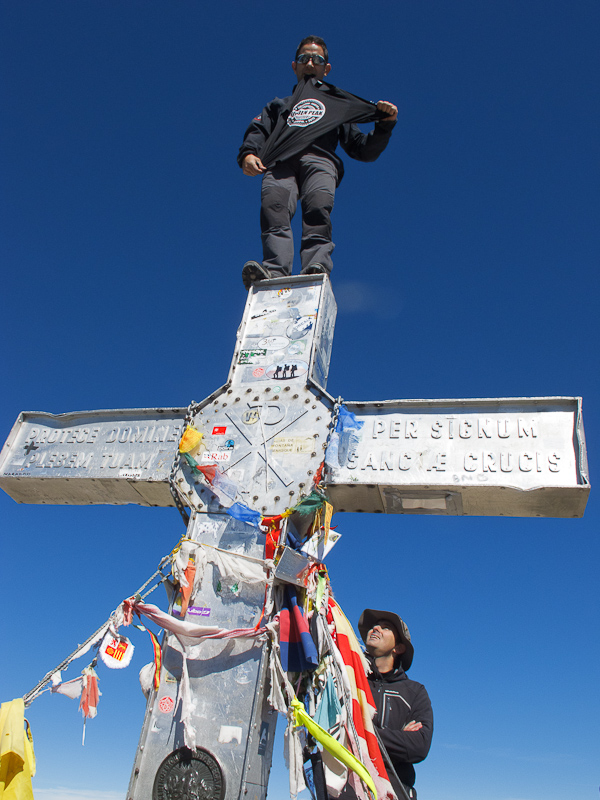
left=163, top=638, right=261, bottom=681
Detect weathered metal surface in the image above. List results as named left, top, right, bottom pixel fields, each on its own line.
left=0, top=408, right=186, bottom=506
left=127, top=511, right=278, bottom=800
left=152, top=747, right=225, bottom=800
left=0, top=273, right=592, bottom=800
left=126, top=275, right=339, bottom=800
left=228, top=273, right=337, bottom=392
left=325, top=397, right=589, bottom=517
left=172, top=384, right=333, bottom=518
left=273, top=546, right=311, bottom=586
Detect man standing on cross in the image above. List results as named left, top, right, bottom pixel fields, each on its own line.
left=355, top=608, right=433, bottom=800
left=238, top=36, right=398, bottom=288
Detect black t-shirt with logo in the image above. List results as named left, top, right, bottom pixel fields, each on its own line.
left=238, top=77, right=396, bottom=185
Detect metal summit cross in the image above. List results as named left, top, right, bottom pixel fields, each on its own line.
left=0, top=274, right=590, bottom=800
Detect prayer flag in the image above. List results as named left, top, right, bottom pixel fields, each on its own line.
left=179, top=426, right=203, bottom=454
left=295, top=490, right=326, bottom=516
left=226, top=502, right=262, bottom=527
left=147, top=629, right=162, bottom=690
left=79, top=666, right=100, bottom=720
left=279, top=586, right=318, bottom=672
left=325, top=406, right=364, bottom=469
left=50, top=677, right=84, bottom=700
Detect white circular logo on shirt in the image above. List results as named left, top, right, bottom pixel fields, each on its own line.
left=287, top=99, right=326, bottom=128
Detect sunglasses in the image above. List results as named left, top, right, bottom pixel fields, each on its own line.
left=296, top=53, right=326, bottom=65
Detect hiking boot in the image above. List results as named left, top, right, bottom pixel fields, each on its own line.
left=242, top=261, right=272, bottom=290
left=301, top=264, right=328, bottom=276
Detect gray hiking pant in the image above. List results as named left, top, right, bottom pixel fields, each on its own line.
left=260, top=153, right=338, bottom=275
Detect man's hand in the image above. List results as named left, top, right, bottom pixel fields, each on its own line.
left=242, top=153, right=267, bottom=176
left=402, top=720, right=423, bottom=732
left=376, top=100, right=398, bottom=122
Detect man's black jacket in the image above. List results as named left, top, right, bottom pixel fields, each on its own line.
left=367, top=656, right=433, bottom=790
left=238, top=81, right=396, bottom=186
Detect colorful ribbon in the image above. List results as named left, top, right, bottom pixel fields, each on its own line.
left=290, top=697, right=376, bottom=798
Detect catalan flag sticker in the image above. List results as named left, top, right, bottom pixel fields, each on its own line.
left=99, top=633, right=134, bottom=669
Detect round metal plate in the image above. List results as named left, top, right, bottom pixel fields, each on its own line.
left=153, top=747, right=225, bottom=800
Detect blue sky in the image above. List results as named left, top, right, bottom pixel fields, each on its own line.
left=1, top=2, right=599, bottom=799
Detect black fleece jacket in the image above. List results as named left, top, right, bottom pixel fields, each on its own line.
left=367, top=656, right=433, bottom=789
left=238, top=82, right=396, bottom=186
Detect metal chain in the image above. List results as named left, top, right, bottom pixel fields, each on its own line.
left=319, top=395, right=343, bottom=487
left=169, top=399, right=203, bottom=526
left=323, top=396, right=343, bottom=452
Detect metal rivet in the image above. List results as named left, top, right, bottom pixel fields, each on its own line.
left=284, top=386, right=290, bottom=391
left=265, top=388, right=271, bottom=392
left=316, top=416, right=321, bottom=421
left=246, top=388, right=252, bottom=393
left=253, top=396, right=259, bottom=401
left=289, top=491, right=295, bottom=496
left=307, top=470, right=313, bottom=476
left=293, top=394, right=298, bottom=399
left=299, top=482, right=305, bottom=488
left=274, top=496, right=280, bottom=501
left=227, top=389, right=232, bottom=394
left=273, top=395, right=279, bottom=400
left=253, top=496, right=259, bottom=501
left=311, top=452, right=316, bottom=457
left=312, top=404, right=317, bottom=409
left=305, top=398, right=310, bottom=404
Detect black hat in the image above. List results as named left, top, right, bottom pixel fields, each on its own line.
left=358, top=608, right=414, bottom=671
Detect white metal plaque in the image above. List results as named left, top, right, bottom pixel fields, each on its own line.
left=0, top=408, right=186, bottom=505
left=325, top=397, right=589, bottom=518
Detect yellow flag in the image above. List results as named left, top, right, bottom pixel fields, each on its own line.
left=322, top=501, right=333, bottom=544
left=178, top=426, right=203, bottom=454
left=0, top=698, right=36, bottom=800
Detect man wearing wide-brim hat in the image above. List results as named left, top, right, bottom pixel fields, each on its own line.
left=356, top=608, right=433, bottom=800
